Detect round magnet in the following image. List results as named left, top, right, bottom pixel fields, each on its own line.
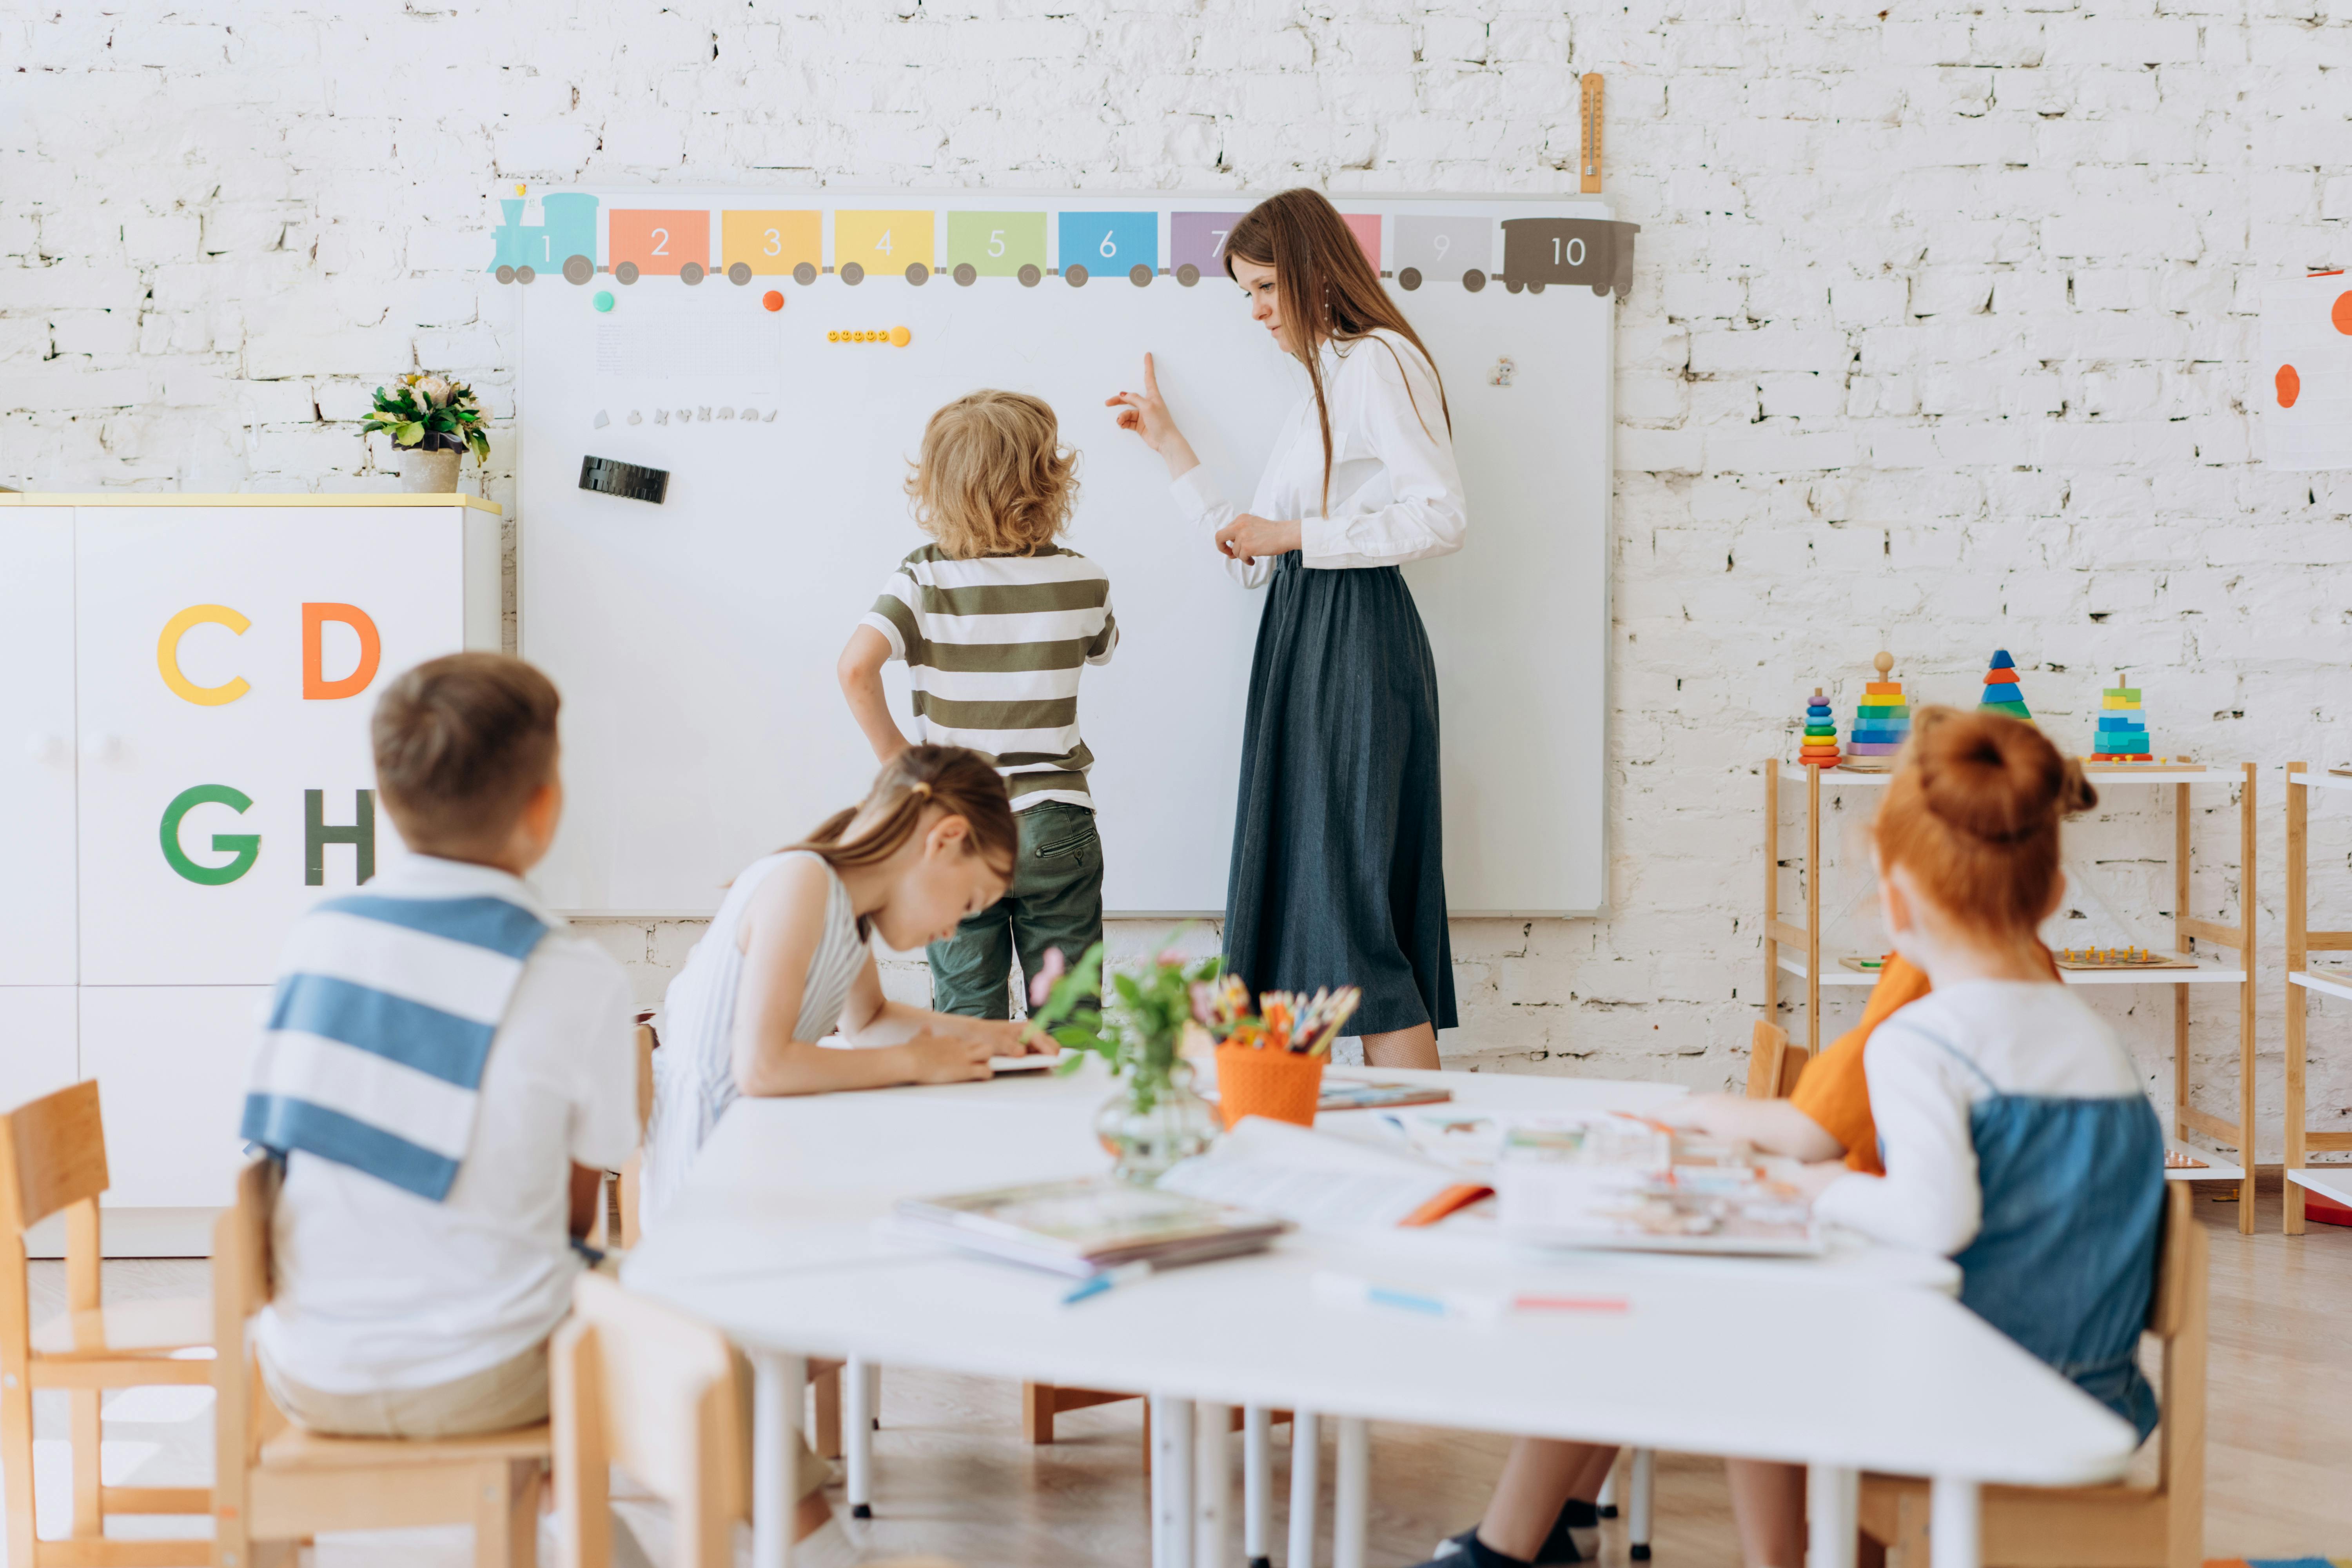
left=889, top=325, right=911, bottom=347
left=593, top=291, right=615, bottom=312
left=762, top=290, right=784, bottom=311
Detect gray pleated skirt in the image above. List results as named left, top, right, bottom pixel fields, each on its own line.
left=1222, top=552, right=1456, bottom=1036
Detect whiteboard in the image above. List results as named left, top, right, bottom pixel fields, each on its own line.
left=515, top=191, right=1616, bottom=917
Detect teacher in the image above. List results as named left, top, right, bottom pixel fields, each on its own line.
left=1109, top=188, right=1466, bottom=1070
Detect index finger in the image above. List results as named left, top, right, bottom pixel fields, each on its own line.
left=1143, top=352, right=1160, bottom=397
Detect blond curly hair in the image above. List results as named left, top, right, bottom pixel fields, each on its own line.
left=904, top=390, right=1079, bottom=558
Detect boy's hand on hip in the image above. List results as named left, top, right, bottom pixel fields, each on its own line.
left=905, top=1031, right=997, bottom=1084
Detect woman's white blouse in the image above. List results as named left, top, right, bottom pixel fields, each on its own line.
left=1169, top=327, right=1468, bottom=588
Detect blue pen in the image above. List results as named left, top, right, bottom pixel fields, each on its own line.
left=1062, top=1261, right=1154, bottom=1306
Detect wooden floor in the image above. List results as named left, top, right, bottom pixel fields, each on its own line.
left=21, top=1172, right=2352, bottom=1566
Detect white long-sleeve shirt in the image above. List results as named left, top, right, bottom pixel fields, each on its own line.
left=1812, top=980, right=2145, bottom=1257
left=1170, top=327, right=1468, bottom=588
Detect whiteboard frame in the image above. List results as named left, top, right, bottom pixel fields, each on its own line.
left=513, top=189, right=1617, bottom=921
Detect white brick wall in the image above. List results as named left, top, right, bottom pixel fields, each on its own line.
left=8, top=0, right=2350, bottom=1156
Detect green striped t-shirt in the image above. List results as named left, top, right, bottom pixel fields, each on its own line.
left=862, top=544, right=1118, bottom=811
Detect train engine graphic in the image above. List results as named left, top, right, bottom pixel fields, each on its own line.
left=488, top=192, right=599, bottom=285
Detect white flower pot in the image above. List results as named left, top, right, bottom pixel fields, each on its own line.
left=398, top=447, right=462, bottom=494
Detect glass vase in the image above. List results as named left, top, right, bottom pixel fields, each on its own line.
left=1094, top=1062, right=1218, bottom=1185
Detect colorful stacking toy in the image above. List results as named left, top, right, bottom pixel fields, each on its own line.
left=1978, top=649, right=2033, bottom=722
left=1798, top=688, right=1841, bottom=767
left=1844, top=650, right=1911, bottom=770
left=2091, top=674, right=2152, bottom=762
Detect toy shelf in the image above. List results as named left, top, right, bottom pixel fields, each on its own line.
left=2167, top=1140, right=2246, bottom=1185
left=2280, top=763, right=2352, bottom=1233
left=2286, top=1165, right=2352, bottom=1211
left=1771, top=952, right=2246, bottom=987
left=1766, top=758, right=2260, bottom=1232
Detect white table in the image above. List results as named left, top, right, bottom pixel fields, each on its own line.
left=624, top=1063, right=2140, bottom=1568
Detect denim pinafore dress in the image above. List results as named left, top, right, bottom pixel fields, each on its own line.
left=1917, top=1034, right=2167, bottom=1442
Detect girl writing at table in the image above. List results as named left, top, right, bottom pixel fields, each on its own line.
left=641, top=746, right=1041, bottom=1230
left=1417, top=709, right=2165, bottom=1568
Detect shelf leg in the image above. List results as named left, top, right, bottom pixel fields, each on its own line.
left=2287, top=762, right=2308, bottom=1235
left=2238, top=762, right=2258, bottom=1234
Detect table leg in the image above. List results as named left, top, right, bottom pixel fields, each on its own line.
left=844, top=1355, right=874, bottom=1519
left=1287, top=1410, right=1321, bottom=1568
left=1333, top=1417, right=1368, bottom=1568
left=1152, top=1394, right=1196, bottom=1568
left=1930, top=1477, right=1980, bottom=1568
left=1805, top=1465, right=1857, bottom=1568
left=1243, top=1406, right=1271, bottom=1568
left=1196, top=1402, right=1231, bottom=1568
left=1628, top=1446, right=1655, bottom=1561
left=751, top=1351, right=806, bottom=1568
left=1151, top=1394, right=1173, bottom=1568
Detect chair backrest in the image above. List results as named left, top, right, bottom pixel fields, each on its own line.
left=634, top=1024, right=658, bottom=1134
left=212, top=1159, right=284, bottom=1483
left=554, top=1272, right=744, bottom=1568
left=0, top=1080, right=108, bottom=1236
left=2145, top=1183, right=2206, bottom=1517
left=1744, top=1021, right=1808, bottom=1101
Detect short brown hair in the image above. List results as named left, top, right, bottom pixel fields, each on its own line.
left=1875, top=707, right=2097, bottom=936
left=372, top=653, right=561, bottom=853
left=904, top=390, right=1078, bottom=558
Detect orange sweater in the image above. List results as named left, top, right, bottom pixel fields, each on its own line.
left=1788, top=947, right=2063, bottom=1173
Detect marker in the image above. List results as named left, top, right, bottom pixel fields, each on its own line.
left=1313, top=1272, right=1628, bottom=1322
left=1062, top=1261, right=1154, bottom=1306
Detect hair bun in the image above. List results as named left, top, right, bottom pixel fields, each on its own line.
left=1912, top=707, right=2096, bottom=844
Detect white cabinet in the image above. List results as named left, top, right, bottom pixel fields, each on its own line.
left=75, top=507, right=475, bottom=985
left=0, top=510, right=77, bottom=984
left=0, top=988, right=81, bottom=1112
left=80, top=986, right=269, bottom=1209
left=2, top=494, right=500, bottom=1238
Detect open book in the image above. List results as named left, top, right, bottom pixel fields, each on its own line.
left=1495, top=1113, right=1822, bottom=1256
left=1156, top=1118, right=1492, bottom=1231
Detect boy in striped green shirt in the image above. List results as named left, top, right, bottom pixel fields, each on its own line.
left=838, top=390, right=1117, bottom=1017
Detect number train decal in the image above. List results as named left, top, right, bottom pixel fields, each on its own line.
left=486, top=192, right=1639, bottom=299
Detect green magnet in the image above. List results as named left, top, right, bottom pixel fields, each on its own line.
left=593, top=290, right=615, bottom=312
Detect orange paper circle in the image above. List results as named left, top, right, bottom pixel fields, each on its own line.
left=2278, top=364, right=2301, bottom=408
left=2334, top=290, right=2352, bottom=335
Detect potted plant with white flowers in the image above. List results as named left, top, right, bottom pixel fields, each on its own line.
left=362, top=374, right=490, bottom=492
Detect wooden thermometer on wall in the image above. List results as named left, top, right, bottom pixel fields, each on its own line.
left=1580, top=73, right=1604, bottom=194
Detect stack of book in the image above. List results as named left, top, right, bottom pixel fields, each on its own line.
left=895, top=1177, right=1289, bottom=1279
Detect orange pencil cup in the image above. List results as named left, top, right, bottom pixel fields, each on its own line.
left=1214, top=1043, right=1325, bottom=1130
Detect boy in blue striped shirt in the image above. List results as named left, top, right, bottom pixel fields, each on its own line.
left=249, top=653, right=638, bottom=1440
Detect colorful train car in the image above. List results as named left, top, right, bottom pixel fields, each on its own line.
left=488, top=192, right=600, bottom=284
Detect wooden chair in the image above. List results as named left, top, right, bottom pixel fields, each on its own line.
left=0, top=1079, right=214, bottom=1566
left=552, top=1272, right=954, bottom=1568
left=604, top=1022, right=848, bottom=1459
left=1859, top=1181, right=2206, bottom=1568
left=1746, top=1018, right=1811, bottom=1102
left=612, top=1022, right=659, bottom=1250
left=212, top=1158, right=552, bottom=1568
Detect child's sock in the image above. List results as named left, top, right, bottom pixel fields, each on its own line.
left=1540, top=1497, right=1599, bottom=1560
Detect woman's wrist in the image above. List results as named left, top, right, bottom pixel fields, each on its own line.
left=1162, top=437, right=1200, bottom=482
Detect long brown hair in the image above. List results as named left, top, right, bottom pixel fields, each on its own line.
left=1223, top=188, right=1450, bottom=517
left=785, top=745, right=1018, bottom=882
left=1875, top=708, right=2097, bottom=935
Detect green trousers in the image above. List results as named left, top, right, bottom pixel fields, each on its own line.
left=927, top=800, right=1104, bottom=1019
